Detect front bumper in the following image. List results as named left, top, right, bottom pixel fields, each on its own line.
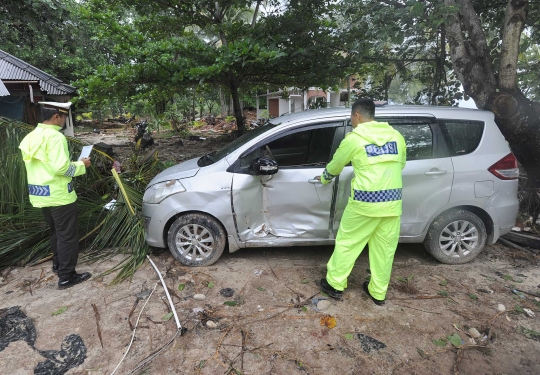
left=142, top=202, right=168, bottom=248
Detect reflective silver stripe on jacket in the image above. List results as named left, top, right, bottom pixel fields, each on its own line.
left=64, top=164, right=76, bottom=177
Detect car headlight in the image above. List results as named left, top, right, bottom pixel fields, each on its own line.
left=143, top=179, right=186, bottom=204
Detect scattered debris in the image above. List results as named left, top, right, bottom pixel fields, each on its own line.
left=0, top=306, right=87, bottom=374
left=356, top=333, right=387, bottom=353
left=91, top=304, right=104, bottom=348
left=447, top=333, right=463, bottom=348
left=317, top=300, right=332, bottom=311
left=219, top=288, right=234, bottom=297
left=206, top=321, right=218, bottom=329
left=0, top=306, right=36, bottom=351
left=477, top=288, right=493, bottom=294
left=511, top=227, right=521, bottom=232
left=498, top=304, right=506, bottom=312
left=320, top=315, right=337, bottom=329
left=514, top=288, right=540, bottom=299
left=523, top=308, right=535, bottom=318
left=35, top=334, right=87, bottom=375
left=94, top=142, right=114, bottom=156
left=188, top=135, right=206, bottom=141
left=467, top=328, right=481, bottom=338
left=193, top=294, right=206, bottom=300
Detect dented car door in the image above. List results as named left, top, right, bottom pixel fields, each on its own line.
left=231, top=122, right=344, bottom=243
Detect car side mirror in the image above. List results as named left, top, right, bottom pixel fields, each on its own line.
left=249, top=157, right=278, bottom=175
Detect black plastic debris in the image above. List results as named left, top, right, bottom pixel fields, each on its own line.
left=0, top=306, right=87, bottom=374
left=35, top=334, right=87, bottom=375
left=219, top=288, right=234, bottom=297
left=188, top=136, right=206, bottom=141
left=94, top=142, right=114, bottom=156
left=356, top=333, right=387, bottom=353
left=0, top=306, right=37, bottom=351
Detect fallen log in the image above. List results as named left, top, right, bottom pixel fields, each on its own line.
left=501, top=232, right=540, bottom=251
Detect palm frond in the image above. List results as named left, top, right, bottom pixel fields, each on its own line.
left=0, top=117, right=165, bottom=282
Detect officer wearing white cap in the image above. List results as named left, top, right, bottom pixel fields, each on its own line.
left=19, top=101, right=92, bottom=289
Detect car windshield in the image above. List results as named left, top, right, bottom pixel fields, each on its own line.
left=197, top=122, right=277, bottom=167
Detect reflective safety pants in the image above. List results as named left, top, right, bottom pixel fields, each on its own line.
left=326, top=204, right=400, bottom=300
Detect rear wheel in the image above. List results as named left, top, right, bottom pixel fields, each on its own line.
left=167, top=213, right=226, bottom=266
left=424, top=209, right=487, bottom=264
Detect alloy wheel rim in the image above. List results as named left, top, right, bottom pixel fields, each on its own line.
left=438, top=220, right=479, bottom=258
left=175, top=224, right=214, bottom=261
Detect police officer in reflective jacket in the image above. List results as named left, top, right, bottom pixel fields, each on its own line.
left=19, top=102, right=92, bottom=289
left=318, top=98, right=406, bottom=305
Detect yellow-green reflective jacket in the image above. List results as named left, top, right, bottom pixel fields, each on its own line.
left=321, top=121, right=406, bottom=217
left=18, top=123, right=86, bottom=208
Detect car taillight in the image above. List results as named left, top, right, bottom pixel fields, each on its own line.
left=488, top=153, right=519, bottom=180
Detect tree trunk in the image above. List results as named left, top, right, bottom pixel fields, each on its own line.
left=229, top=82, right=245, bottom=133
left=444, top=0, right=540, bottom=187
left=192, top=87, right=196, bottom=120
left=488, top=92, right=540, bottom=187
left=430, top=25, right=446, bottom=106
left=219, top=86, right=226, bottom=118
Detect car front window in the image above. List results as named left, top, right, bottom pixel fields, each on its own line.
left=197, top=122, right=277, bottom=167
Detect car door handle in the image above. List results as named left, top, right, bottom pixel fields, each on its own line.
left=308, top=179, right=321, bottom=184
left=424, top=169, right=447, bottom=176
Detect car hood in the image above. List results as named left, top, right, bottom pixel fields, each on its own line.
left=147, top=157, right=200, bottom=186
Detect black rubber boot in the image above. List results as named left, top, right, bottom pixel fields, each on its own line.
left=320, top=278, right=343, bottom=299
left=363, top=281, right=385, bottom=306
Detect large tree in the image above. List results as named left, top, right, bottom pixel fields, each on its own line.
left=339, top=0, right=465, bottom=106
left=0, top=0, right=120, bottom=83
left=344, top=0, right=540, bottom=189
left=443, top=0, right=540, bottom=187
left=80, top=0, right=355, bottom=132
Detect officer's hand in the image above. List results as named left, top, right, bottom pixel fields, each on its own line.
left=81, top=157, right=91, bottom=168
left=315, top=176, right=321, bottom=181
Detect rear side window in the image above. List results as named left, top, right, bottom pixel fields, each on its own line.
left=391, top=124, right=433, bottom=160
left=438, top=120, right=484, bottom=156
left=373, top=117, right=435, bottom=161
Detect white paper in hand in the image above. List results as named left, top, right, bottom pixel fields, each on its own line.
left=78, top=145, right=93, bottom=161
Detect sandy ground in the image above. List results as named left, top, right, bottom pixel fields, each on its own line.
left=1, top=243, right=539, bottom=375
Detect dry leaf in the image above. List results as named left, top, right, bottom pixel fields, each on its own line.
left=320, top=315, right=337, bottom=329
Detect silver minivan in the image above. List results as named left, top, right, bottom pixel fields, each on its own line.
left=142, top=106, right=519, bottom=266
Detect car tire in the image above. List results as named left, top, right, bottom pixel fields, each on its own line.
left=167, top=213, right=226, bottom=266
left=424, top=209, right=487, bottom=264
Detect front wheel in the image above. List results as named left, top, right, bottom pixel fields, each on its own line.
left=424, top=209, right=487, bottom=264
left=167, top=213, right=226, bottom=266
